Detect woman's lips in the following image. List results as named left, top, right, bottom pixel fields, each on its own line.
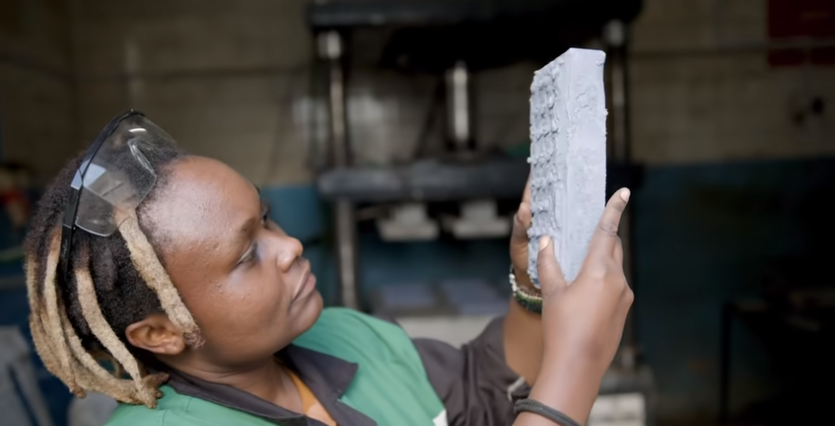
left=293, top=269, right=316, bottom=302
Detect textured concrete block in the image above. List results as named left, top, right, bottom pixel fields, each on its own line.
left=527, top=48, right=607, bottom=287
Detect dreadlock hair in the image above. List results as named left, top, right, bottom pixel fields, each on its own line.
left=24, top=144, right=202, bottom=408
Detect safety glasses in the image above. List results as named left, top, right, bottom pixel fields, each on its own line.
left=59, top=110, right=178, bottom=280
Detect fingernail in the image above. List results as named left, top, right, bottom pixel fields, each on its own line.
left=620, top=188, right=631, bottom=202
left=538, top=236, right=550, bottom=251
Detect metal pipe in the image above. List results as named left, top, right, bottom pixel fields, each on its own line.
left=328, top=62, right=349, bottom=166
left=445, top=61, right=472, bottom=150
left=319, top=30, right=359, bottom=309
left=335, top=199, right=359, bottom=309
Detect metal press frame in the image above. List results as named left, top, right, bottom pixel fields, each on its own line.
left=317, top=23, right=638, bottom=338
left=317, top=31, right=360, bottom=310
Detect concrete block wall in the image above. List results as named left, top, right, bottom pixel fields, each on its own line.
left=0, top=0, right=78, bottom=182
left=70, top=0, right=316, bottom=185
left=630, top=0, right=835, bottom=165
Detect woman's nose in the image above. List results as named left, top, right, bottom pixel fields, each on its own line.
left=276, top=235, right=303, bottom=272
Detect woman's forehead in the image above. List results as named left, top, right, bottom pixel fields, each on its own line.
left=146, top=157, right=260, bottom=247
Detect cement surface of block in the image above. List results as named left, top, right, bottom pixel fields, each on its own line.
left=527, top=48, right=607, bottom=287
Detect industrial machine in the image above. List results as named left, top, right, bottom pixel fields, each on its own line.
left=305, top=1, right=652, bottom=423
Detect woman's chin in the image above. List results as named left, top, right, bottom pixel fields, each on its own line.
left=296, top=290, right=325, bottom=330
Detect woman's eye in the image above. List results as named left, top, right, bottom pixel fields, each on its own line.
left=261, top=206, right=271, bottom=227
left=242, top=244, right=258, bottom=264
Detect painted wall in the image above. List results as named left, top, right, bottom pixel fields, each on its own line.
left=634, top=158, right=834, bottom=421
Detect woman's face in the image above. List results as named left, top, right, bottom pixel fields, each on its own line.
left=139, top=156, right=322, bottom=369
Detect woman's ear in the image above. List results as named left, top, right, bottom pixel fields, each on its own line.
left=125, top=313, right=186, bottom=356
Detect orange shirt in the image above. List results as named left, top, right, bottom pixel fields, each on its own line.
left=286, top=368, right=338, bottom=426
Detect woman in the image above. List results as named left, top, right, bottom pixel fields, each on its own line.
left=25, top=111, right=632, bottom=426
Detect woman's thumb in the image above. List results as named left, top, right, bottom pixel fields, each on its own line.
left=537, top=236, right=568, bottom=296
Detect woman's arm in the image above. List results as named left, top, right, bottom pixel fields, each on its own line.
left=513, top=188, right=633, bottom=426
left=404, top=188, right=631, bottom=426
left=518, top=361, right=603, bottom=425
left=504, top=177, right=544, bottom=383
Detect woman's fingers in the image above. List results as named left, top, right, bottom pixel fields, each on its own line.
left=586, top=188, right=630, bottom=266
left=536, top=236, right=567, bottom=297
left=614, top=237, right=624, bottom=266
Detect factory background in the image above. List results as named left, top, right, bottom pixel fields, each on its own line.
left=0, top=1, right=833, bottom=425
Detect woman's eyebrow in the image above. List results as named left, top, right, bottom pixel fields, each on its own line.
left=237, top=216, right=259, bottom=238
left=233, top=185, right=264, bottom=250
left=237, top=204, right=267, bottom=237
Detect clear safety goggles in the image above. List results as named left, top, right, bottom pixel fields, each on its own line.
left=59, top=110, right=178, bottom=279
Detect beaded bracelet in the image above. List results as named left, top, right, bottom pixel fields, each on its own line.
left=510, top=266, right=543, bottom=314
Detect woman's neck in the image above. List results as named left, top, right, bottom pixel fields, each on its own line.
left=168, top=356, right=303, bottom=412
